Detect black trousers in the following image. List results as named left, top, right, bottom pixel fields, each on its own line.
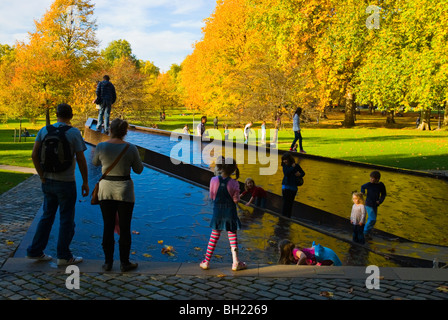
left=352, top=224, right=365, bottom=244
left=281, top=189, right=297, bottom=218
left=100, top=200, right=134, bottom=264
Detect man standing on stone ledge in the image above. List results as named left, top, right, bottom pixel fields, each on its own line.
left=96, top=75, right=117, bottom=135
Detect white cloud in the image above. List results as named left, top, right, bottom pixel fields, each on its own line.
left=0, top=0, right=216, bottom=71
left=0, top=0, right=53, bottom=44
left=171, top=20, right=205, bottom=29
left=170, top=0, right=208, bottom=15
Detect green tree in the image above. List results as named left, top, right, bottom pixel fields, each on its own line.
left=355, top=0, right=448, bottom=129
left=101, top=39, right=139, bottom=67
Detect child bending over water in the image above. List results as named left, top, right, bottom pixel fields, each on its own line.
left=278, top=239, right=342, bottom=266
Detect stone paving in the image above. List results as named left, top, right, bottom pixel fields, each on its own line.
left=1, top=174, right=447, bottom=304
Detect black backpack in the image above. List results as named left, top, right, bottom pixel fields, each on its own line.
left=39, top=125, right=73, bottom=173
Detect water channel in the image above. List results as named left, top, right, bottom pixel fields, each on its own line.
left=16, top=121, right=448, bottom=267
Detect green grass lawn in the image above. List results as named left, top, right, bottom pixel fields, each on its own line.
left=153, top=109, right=447, bottom=171
left=0, top=169, right=32, bottom=195
left=0, top=119, right=44, bottom=168
left=276, top=127, right=448, bottom=170
left=0, top=119, right=43, bottom=194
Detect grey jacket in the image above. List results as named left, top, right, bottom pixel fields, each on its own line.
left=92, top=142, right=143, bottom=203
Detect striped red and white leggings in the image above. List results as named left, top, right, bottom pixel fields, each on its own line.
left=204, top=229, right=238, bottom=262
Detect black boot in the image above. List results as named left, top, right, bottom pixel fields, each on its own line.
left=120, top=261, right=138, bottom=272
left=102, top=262, right=113, bottom=271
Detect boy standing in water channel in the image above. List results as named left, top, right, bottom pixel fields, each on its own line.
left=361, top=171, right=387, bottom=240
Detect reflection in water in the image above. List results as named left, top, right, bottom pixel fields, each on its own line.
left=126, top=129, right=448, bottom=246
left=31, top=143, right=401, bottom=267
left=238, top=207, right=397, bottom=267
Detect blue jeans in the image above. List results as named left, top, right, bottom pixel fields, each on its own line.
left=291, top=130, right=303, bottom=150
left=97, top=103, right=112, bottom=132
left=27, top=179, right=77, bottom=259
left=364, top=205, right=377, bottom=235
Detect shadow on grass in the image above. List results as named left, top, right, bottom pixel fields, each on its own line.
left=341, top=153, right=448, bottom=171
left=279, top=133, right=447, bottom=146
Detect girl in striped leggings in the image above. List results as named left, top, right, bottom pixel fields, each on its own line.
left=200, top=157, right=247, bottom=271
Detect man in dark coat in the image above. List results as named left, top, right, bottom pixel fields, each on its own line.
left=96, top=75, right=117, bottom=134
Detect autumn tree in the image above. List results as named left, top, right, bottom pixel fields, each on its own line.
left=70, top=77, right=99, bottom=126
left=180, top=0, right=257, bottom=122
left=142, top=64, right=183, bottom=124
left=104, top=57, right=147, bottom=119
left=354, top=0, right=448, bottom=129
left=2, top=0, right=98, bottom=124
left=0, top=45, right=16, bottom=117
left=180, top=0, right=296, bottom=123
left=247, top=0, right=337, bottom=121
left=400, top=0, right=448, bottom=130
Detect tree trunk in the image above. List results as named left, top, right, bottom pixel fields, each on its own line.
left=443, top=102, right=448, bottom=127
left=45, top=108, right=51, bottom=126
left=418, top=108, right=431, bottom=130
left=386, top=110, right=395, bottom=124
left=368, top=101, right=375, bottom=114
left=343, top=91, right=355, bottom=127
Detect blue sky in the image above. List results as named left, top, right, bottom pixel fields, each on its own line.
left=0, top=0, right=217, bottom=72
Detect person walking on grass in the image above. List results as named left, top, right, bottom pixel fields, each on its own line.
left=290, top=107, right=306, bottom=153
left=197, top=116, right=207, bottom=138
left=244, top=121, right=253, bottom=144
left=260, top=121, right=266, bottom=144
left=213, top=116, right=219, bottom=129
left=27, top=103, right=89, bottom=266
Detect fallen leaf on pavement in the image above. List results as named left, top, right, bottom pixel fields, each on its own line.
left=320, top=291, right=333, bottom=298
left=437, top=286, right=448, bottom=292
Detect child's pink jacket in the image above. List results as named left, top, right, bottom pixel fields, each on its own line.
left=209, top=176, right=240, bottom=203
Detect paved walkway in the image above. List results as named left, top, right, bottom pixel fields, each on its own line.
left=0, top=165, right=36, bottom=174
left=0, top=171, right=447, bottom=307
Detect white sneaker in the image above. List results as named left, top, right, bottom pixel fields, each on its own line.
left=26, top=254, right=52, bottom=261
left=57, top=256, right=83, bottom=266
left=199, top=260, right=210, bottom=270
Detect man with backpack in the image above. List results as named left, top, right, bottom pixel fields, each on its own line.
left=27, top=103, right=89, bottom=266
left=95, top=75, right=117, bottom=134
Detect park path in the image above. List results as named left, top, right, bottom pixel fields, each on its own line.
left=0, top=165, right=36, bottom=174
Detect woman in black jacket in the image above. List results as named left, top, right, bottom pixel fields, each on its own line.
left=281, top=152, right=305, bottom=218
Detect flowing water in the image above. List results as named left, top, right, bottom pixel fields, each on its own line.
left=21, top=125, right=448, bottom=267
